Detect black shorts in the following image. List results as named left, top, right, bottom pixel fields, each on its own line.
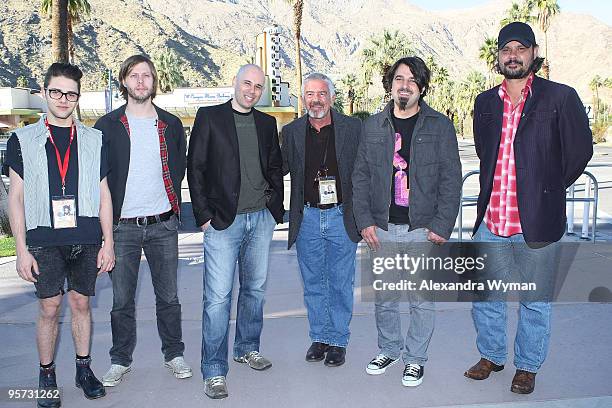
left=29, top=244, right=101, bottom=299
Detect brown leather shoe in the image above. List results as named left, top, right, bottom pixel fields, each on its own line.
left=511, top=370, right=536, bottom=394
left=464, top=358, right=504, bottom=380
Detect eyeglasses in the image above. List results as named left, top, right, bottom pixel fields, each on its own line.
left=47, top=88, right=80, bottom=102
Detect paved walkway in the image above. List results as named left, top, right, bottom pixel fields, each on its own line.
left=1, top=143, right=612, bottom=407
left=1, top=224, right=611, bottom=407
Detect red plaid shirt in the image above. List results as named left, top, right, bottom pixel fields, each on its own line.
left=485, top=73, right=534, bottom=237
left=119, top=115, right=180, bottom=216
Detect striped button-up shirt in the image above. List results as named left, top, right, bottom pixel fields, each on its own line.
left=485, top=73, right=534, bottom=237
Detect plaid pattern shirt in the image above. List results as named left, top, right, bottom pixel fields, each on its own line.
left=485, top=73, right=534, bottom=237
left=119, top=115, right=180, bottom=216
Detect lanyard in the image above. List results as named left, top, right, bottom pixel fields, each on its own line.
left=44, top=118, right=75, bottom=195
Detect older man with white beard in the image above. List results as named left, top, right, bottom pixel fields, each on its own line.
left=281, top=73, right=362, bottom=367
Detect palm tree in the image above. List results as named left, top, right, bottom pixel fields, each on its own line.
left=51, top=0, right=69, bottom=63
left=500, top=1, right=534, bottom=26
left=339, top=74, right=358, bottom=115
left=478, top=37, right=498, bottom=87
left=42, top=0, right=91, bottom=64
left=590, top=75, right=603, bottom=121
left=154, top=50, right=185, bottom=93
left=361, top=30, right=414, bottom=97
left=535, top=0, right=560, bottom=79
left=277, top=0, right=304, bottom=115
left=456, top=71, right=486, bottom=137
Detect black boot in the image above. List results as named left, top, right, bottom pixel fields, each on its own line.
left=38, top=364, right=61, bottom=408
left=75, top=357, right=106, bottom=399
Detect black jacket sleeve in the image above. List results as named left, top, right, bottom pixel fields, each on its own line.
left=559, top=88, right=593, bottom=187
left=187, top=108, right=214, bottom=227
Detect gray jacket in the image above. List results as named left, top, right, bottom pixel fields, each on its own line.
left=15, top=115, right=102, bottom=231
left=352, top=101, right=462, bottom=239
left=281, top=110, right=362, bottom=249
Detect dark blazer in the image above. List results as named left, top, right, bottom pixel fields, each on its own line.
left=187, top=100, right=284, bottom=230
left=94, top=104, right=187, bottom=223
left=281, top=110, right=362, bottom=249
left=472, top=75, right=593, bottom=244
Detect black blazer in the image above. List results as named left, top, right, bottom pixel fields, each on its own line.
left=472, top=75, right=593, bottom=244
left=94, top=104, right=187, bottom=223
left=187, top=100, right=284, bottom=229
left=281, top=110, right=362, bottom=249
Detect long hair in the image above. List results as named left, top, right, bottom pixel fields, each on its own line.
left=118, top=54, right=159, bottom=100
left=385, top=56, right=431, bottom=99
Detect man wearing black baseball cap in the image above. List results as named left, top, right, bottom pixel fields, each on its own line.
left=464, top=22, right=592, bottom=394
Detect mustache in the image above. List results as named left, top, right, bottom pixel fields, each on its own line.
left=504, top=59, right=524, bottom=66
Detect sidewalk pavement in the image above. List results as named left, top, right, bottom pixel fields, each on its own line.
left=1, top=219, right=611, bottom=408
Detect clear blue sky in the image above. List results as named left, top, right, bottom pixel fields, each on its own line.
left=408, top=0, right=611, bottom=25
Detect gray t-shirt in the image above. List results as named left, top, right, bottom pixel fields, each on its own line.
left=121, top=114, right=171, bottom=217
left=234, top=110, right=269, bottom=214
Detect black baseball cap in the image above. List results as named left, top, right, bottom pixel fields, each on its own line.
left=498, top=22, right=536, bottom=49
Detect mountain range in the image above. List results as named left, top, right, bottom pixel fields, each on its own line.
left=0, top=0, right=610, bottom=100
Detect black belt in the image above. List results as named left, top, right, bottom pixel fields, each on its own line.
left=304, top=202, right=341, bottom=210
left=119, top=210, right=174, bottom=226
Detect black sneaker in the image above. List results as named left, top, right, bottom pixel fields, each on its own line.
left=38, top=364, right=61, bottom=408
left=402, top=364, right=424, bottom=387
left=366, top=353, right=399, bottom=375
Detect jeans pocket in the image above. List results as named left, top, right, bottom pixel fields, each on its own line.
left=336, top=205, right=345, bottom=216
left=113, top=223, right=121, bottom=232
left=162, top=215, right=179, bottom=231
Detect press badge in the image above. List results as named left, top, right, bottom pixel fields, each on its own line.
left=52, top=196, right=77, bottom=229
left=318, top=176, right=338, bottom=205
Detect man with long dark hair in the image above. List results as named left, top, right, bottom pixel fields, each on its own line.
left=464, top=22, right=592, bottom=394
left=353, top=56, right=461, bottom=387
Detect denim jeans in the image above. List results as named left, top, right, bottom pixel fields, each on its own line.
left=295, top=205, right=357, bottom=348
left=200, top=208, right=276, bottom=379
left=109, top=214, right=184, bottom=366
left=471, top=223, right=559, bottom=373
left=374, top=225, right=435, bottom=365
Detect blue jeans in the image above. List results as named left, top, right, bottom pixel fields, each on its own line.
left=295, top=205, right=357, bottom=347
left=374, top=225, right=435, bottom=365
left=109, top=214, right=184, bottom=366
left=200, top=208, right=276, bottom=379
left=471, top=223, right=559, bottom=373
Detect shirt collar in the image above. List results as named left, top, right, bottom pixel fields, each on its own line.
left=498, top=72, right=534, bottom=101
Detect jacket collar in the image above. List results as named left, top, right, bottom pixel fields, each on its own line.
left=378, top=99, right=437, bottom=128
left=109, top=102, right=170, bottom=124
left=35, top=113, right=90, bottom=140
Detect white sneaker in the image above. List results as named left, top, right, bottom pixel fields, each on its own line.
left=204, top=375, right=228, bottom=399
left=102, top=364, right=131, bottom=387
left=402, top=364, right=424, bottom=387
left=164, top=356, right=193, bottom=379
left=366, top=353, right=399, bottom=375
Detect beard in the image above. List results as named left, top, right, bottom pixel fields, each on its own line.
left=398, top=97, right=409, bottom=111
left=395, top=87, right=414, bottom=111
left=307, top=102, right=328, bottom=119
left=500, top=58, right=531, bottom=79
left=127, top=86, right=153, bottom=103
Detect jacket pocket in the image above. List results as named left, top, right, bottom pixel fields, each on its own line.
left=413, top=134, right=438, bottom=165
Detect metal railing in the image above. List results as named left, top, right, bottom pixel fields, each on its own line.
left=457, top=170, right=599, bottom=242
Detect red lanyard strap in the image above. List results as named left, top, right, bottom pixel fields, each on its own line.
left=44, top=118, right=75, bottom=194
